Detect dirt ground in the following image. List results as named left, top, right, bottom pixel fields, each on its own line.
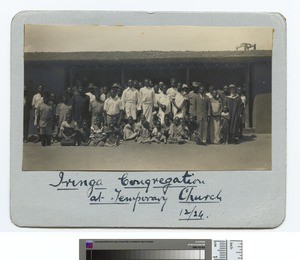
left=23, top=134, right=271, bottom=171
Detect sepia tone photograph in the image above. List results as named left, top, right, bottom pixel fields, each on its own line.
left=23, top=25, right=273, bottom=171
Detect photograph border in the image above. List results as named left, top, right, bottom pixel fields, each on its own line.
left=10, top=11, right=286, bottom=228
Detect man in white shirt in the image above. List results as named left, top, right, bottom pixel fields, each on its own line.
left=121, top=79, right=139, bottom=121
left=104, top=88, right=124, bottom=126
left=139, top=79, right=155, bottom=125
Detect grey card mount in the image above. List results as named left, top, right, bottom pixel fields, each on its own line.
left=11, top=11, right=286, bottom=228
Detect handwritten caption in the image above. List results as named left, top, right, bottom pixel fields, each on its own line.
left=49, top=171, right=222, bottom=221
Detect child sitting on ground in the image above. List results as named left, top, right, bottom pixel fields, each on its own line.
left=78, top=119, right=90, bottom=146
left=135, top=115, right=146, bottom=133
left=168, top=117, right=187, bottom=144
left=151, top=121, right=167, bottom=144
left=89, top=116, right=105, bottom=146
left=136, top=120, right=151, bottom=144
left=123, top=116, right=139, bottom=141
left=103, top=121, right=122, bottom=147
left=60, top=113, right=80, bottom=146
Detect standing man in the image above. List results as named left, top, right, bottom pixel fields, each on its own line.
left=122, top=79, right=139, bottom=121
left=35, top=91, right=53, bottom=146
left=171, top=82, right=187, bottom=119
left=32, top=85, right=44, bottom=142
left=218, top=85, right=230, bottom=107
left=227, top=84, right=242, bottom=144
left=139, top=79, right=155, bottom=125
left=187, top=82, right=199, bottom=116
left=103, top=88, right=124, bottom=126
left=190, top=85, right=211, bottom=145
left=209, top=89, right=223, bottom=144
left=72, top=86, right=85, bottom=127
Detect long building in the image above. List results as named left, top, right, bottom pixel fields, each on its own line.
left=24, top=50, right=272, bottom=133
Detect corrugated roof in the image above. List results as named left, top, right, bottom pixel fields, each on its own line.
left=24, top=50, right=272, bottom=63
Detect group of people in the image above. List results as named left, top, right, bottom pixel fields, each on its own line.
left=23, top=78, right=246, bottom=147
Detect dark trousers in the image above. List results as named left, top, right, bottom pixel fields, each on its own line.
left=197, top=118, right=208, bottom=143
left=41, top=135, right=51, bottom=146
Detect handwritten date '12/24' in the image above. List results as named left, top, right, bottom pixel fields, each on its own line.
left=179, top=206, right=207, bottom=221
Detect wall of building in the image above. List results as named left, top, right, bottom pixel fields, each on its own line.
left=251, top=62, right=272, bottom=133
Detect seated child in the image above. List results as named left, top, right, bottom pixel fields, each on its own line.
left=89, top=116, right=105, bottom=146
left=151, top=121, right=167, bottom=144
left=123, top=116, right=139, bottom=141
left=180, top=117, right=189, bottom=140
left=168, top=117, right=187, bottom=144
left=78, top=119, right=90, bottom=146
left=186, top=115, right=199, bottom=141
left=136, top=120, right=151, bottom=144
left=135, top=115, right=146, bottom=133
left=60, top=113, right=80, bottom=146
left=103, top=122, right=122, bottom=147
left=220, top=106, right=230, bottom=145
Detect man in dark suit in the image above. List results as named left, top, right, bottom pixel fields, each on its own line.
left=190, top=85, right=211, bottom=145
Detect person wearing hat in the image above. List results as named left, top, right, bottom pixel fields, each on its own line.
left=227, top=84, right=242, bottom=144
left=23, top=86, right=31, bottom=143
left=138, top=79, right=155, bottom=125
left=121, top=79, right=139, bottom=121
left=112, top=83, right=119, bottom=89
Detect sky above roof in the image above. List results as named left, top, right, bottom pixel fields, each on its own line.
left=25, top=25, right=273, bottom=52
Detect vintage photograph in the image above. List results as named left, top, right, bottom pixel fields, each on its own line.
left=23, top=25, right=273, bottom=171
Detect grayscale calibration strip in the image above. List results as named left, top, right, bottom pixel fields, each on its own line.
left=79, top=239, right=243, bottom=260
